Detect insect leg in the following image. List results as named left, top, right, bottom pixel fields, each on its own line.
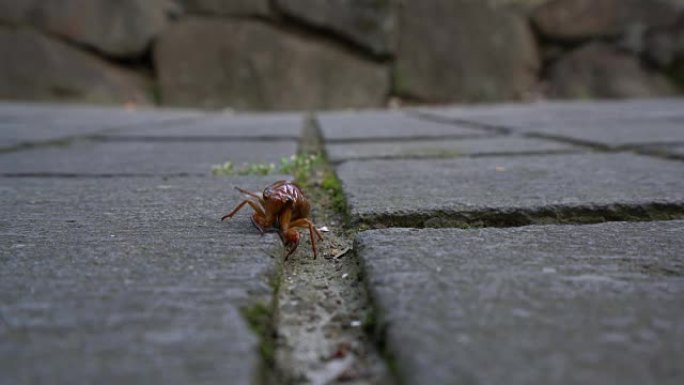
left=287, top=218, right=322, bottom=259
left=221, top=198, right=265, bottom=221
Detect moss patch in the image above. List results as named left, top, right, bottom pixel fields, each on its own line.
left=241, top=301, right=277, bottom=366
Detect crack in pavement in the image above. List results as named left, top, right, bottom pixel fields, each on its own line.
left=264, top=116, right=394, bottom=385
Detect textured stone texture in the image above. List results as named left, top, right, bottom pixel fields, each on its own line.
left=273, top=0, right=396, bottom=55
left=418, top=98, right=684, bottom=124
left=325, top=137, right=579, bottom=163
left=0, top=0, right=173, bottom=57
left=109, top=112, right=304, bottom=140
left=533, top=0, right=684, bottom=41
left=0, top=28, right=152, bottom=106
left=336, top=153, right=684, bottom=225
left=0, top=176, right=282, bottom=385
left=395, top=0, right=539, bottom=102
left=417, top=98, right=684, bottom=148
left=642, top=144, right=684, bottom=160
left=546, top=43, right=676, bottom=99
left=0, top=102, right=198, bottom=149
left=179, top=0, right=270, bottom=16
left=356, top=222, right=684, bottom=385
left=0, top=140, right=297, bottom=176
left=644, top=17, right=684, bottom=69
left=317, top=111, right=487, bottom=141
left=154, top=18, right=389, bottom=110
left=517, top=117, right=684, bottom=148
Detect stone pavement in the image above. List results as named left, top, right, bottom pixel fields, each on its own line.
left=0, top=104, right=297, bottom=385
left=318, top=98, right=684, bottom=385
left=2, top=98, right=684, bottom=385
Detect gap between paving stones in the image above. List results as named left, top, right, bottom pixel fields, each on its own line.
left=326, top=149, right=584, bottom=165
left=260, top=115, right=394, bottom=385
left=0, top=115, right=202, bottom=154
left=408, top=110, right=647, bottom=153
left=410, top=112, right=616, bottom=152
left=407, top=110, right=511, bottom=135
left=0, top=172, right=206, bottom=178
left=321, top=133, right=499, bottom=144
left=92, top=136, right=300, bottom=143
left=350, top=202, right=684, bottom=230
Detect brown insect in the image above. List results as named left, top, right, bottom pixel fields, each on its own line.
left=221, top=180, right=323, bottom=260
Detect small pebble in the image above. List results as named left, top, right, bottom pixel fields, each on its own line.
left=342, top=273, right=349, bottom=279
left=350, top=320, right=362, bottom=328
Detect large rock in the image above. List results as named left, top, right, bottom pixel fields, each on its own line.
left=394, top=0, right=539, bottom=103
left=0, top=27, right=152, bottom=105
left=178, top=0, right=270, bottom=17
left=645, top=17, right=684, bottom=69
left=0, top=0, right=174, bottom=58
left=273, top=0, right=396, bottom=56
left=533, top=0, right=684, bottom=41
left=154, top=18, right=389, bottom=110
left=546, top=42, right=676, bottom=99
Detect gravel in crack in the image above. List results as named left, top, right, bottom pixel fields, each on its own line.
left=273, top=224, right=391, bottom=385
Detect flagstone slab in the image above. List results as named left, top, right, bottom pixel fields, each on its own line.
left=0, top=102, right=198, bottom=149
left=356, top=221, right=684, bottom=385
left=325, top=136, right=580, bottom=163
left=317, top=110, right=489, bottom=141
left=336, top=153, right=684, bottom=227
left=416, top=99, right=684, bottom=148
left=417, top=98, right=684, bottom=125
left=0, top=176, right=284, bottom=385
left=0, top=140, right=297, bottom=176
left=108, top=112, right=304, bottom=140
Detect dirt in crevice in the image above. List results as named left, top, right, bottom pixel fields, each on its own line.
left=272, top=233, right=392, bottom=385
left=267, top=116, right=393, bottom=385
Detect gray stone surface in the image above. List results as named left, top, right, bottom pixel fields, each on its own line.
left=645, top=18, right=684, bottom=68
left=356, top=221, right=684, bottom=385
left=179, top=0, right=270, bottom=16
left=336, top=153, right=684, bottom=225
left=532, top=0, right=684, bottom=41
left=0, top=176, right=283, bottom=385
left=109, top=112, right=304, bottom=140
left=395, top=0, right=539, bottom=102
left=154, top=18, right=389, bottom=110
left=325, top=136, right=580, bottom=163
left=0, top=102, right=199, bottom=149
left=516, top=117, right=684, bottom=148
left=641, top=144, right=684, bottom=160
left=546, top=42, right=676, bottom=99
left=0, top=28, right=153, bottom=106
left=317, top=111, right=488, bottom=141
left=0, top=0, right=173, bottom=57
left=0, top=140, right=297, bottom=176
left=273, top=0, right=396, bottom=55
left=661, top=144, right=684, bottom=158
left=416, top=98, right=684, bottom=148
left=417, top=98, right=684, bottom=124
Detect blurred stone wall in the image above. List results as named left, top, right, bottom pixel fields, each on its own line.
left=0, top=0, right=682, bottom=110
